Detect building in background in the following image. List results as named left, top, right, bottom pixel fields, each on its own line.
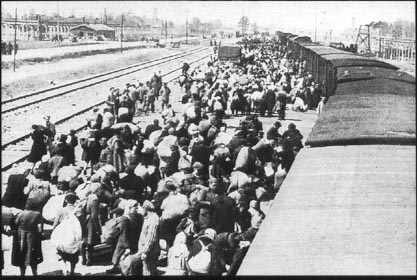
left=70, top=24, right=115, bottom=40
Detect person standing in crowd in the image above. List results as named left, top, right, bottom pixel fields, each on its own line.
left=160, top=183, right=190, bottom=248
left=107, top=200, right=142, bottom=274
left=161, top=104, right=175, bottom=124
left=182, top=62, right=190, bottom=75
left=11, top=200, right=43, bottom=276
left=80, top=192, right=101, bottom=266
left=27, top=125, right=48, bottom=170
left=276, top=89, right=288, bottom=120
left=136, top=200, right=161, bottom=276
left=165, top=231, right=190, bottom=275
left=160, top=83, right=171, bottom=111
left=187, top=228, right=217, bottom=275
left=67, top=129, right=78, bottom=166
left=209, top=181, right=236, bottom=234
left=144, top=119, right=161, bottom=139
left=2, top=168, right=31, bottom=210
left=23, top=169, right=50, bottom=212
left=145, top=81, right=156, bottom=114
left=52, top=193, right=80, bottom=276
left=7, top=41, right=12, bottom=55
left=44, top=116, right=56, bottom=152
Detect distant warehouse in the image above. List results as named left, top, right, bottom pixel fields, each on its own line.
left=70, top=24, right=115, bottom=40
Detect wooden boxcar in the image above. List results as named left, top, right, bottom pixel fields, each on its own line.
left=217, top=45, right=242, bottom=64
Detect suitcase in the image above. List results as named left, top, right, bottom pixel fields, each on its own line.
left=92, top=244, right=113, bottom=264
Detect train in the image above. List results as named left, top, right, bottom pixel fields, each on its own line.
left=237, top=32, right=416, bottom=275
left=217, top=45, right=242, bottom=64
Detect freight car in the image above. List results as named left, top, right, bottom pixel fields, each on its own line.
left=217, top=45, right=242, bottom=64
left=238, top=32, right=416, bottom=275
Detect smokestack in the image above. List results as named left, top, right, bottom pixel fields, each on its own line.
left=351, top=17, right=356, bottom=29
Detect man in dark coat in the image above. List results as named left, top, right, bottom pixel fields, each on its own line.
left=264, top=88, right=276, bottom=117
left=182, top=62, right=190, bottom=75
left=27, top=125, right=48, bottom=168
left=144, top=119, right=161, bottom=139
left=2, top=169, right=31, bottom=210
left=116, top=165, right=146, bottom=202
left=276, top=90, right=288, bottom=120
left=209, top=182, right=236, bottom=234
left=107, top=200, right=143, bottom=274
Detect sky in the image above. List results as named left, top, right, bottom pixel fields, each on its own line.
left=2, top=1, right=415, bottom=34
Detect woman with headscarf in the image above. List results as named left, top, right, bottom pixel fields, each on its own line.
left=11, top=200, right=43, bottom=276
left=164, top=231, right=190, bottom=275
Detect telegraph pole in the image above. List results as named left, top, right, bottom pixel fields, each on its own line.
left=165, top=20, right=168, bottom=44
left=13, top=8, right=17, bottom=72
left=185, top=10, right=188, bottom=44
left=314, top=16, right=317, bottom=43
left=120, top=14, right=124, bottom=53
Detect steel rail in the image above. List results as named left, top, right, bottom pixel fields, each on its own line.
left=1, top=54, right=211, bottom=171
left=2, top=47, right=210, bottom=114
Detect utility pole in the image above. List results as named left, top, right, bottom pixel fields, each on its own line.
left=185, top=10, right=188, bottom=44
left=104, top=8, right=107, bottom=24
left=120, top=14, right=124, bottom=53
left=165, top=20, right=168, bottom=44
left=314, top=16, right=317, bottom=43
left=13, top=8, right=17, bottom=72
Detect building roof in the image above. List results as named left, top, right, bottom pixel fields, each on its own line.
left=238, top=145, right=416, bottom=275
left=70, top=24, right=114, bottom=32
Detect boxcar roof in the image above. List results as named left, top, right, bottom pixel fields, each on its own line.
left=303, top=45, right=352, bottom=55
left=337, top=66, right=416, bottom=84
left=305, top=93, right=415, bottom=146
left=238, top=145, right=416, bottom=275
left=323, top=54, right=398, bottom=69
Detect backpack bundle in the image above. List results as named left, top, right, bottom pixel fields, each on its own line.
left=187, top=240, right=211, bottom=274
left=50, top=209, right=83, bottom=254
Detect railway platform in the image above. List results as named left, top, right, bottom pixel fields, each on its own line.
left=1, top=68, right=320, bottom=276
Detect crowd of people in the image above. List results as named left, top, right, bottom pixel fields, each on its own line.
left=2, top=37, right=320, bottom=276
left=1, top=41, right=18, bottom=55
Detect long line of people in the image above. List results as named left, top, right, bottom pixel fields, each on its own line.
left=2, top=37, right=310, bottom=276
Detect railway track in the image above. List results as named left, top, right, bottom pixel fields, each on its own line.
left=1, top=47, right=209, bottom=113
left=2, top=47, right=212, bottom=144
left=2, top=52, right=212, bottom=171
